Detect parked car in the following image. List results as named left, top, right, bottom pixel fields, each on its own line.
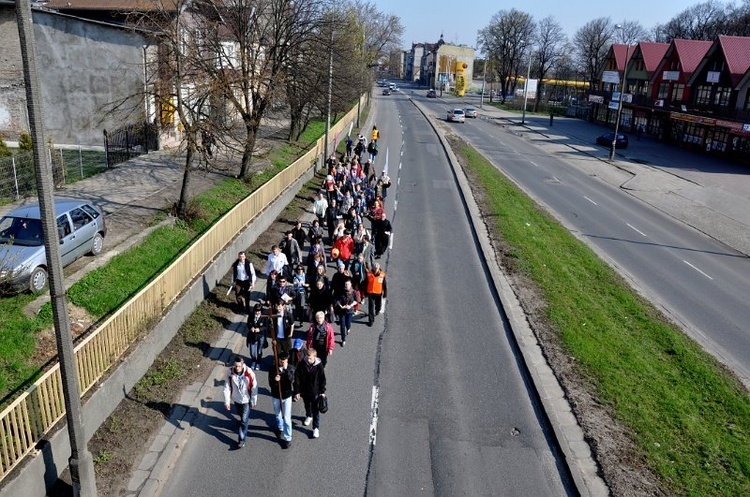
left=447, top=108, right=466, bottom=123
left=426, top=89, right=437, bottom=98
left=596, top=132, right=629, bottom=149
left=0, top=198, right=107, bottom=293
left=382, top=88, right=392, bottom=95
left=464, top=106, right=478, bottom=118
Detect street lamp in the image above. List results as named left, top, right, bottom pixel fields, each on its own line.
left=522, top=44, right=533, bottom=124
left=610, top=24, right=629, bottom=161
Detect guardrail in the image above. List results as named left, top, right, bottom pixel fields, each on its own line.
left=0, top=96, right=364, bottom=481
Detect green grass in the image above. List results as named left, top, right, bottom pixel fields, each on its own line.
left=457, top=142, right=750, bottom=495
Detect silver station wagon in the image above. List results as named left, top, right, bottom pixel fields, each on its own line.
left=0, top=198, right=107, bottom=293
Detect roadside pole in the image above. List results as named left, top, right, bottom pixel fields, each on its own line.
left=15, top=2, right=96, bottom=496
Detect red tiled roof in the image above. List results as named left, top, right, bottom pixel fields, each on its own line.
left=718, top=35, right=750, bottom=87
left=638, top=42, right=669, bottom=75
left=43, top=0, right=177, bottom=11
left=673, top=39, right=712, bottom=78
left=612, top=44, right=636, bottom=72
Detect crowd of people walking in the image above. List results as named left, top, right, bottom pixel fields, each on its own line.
left=224, top=126, right=391, bottom=450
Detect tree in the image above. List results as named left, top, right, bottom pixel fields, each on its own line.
left=533, top=16, right=566, bottom=111
left=18, top=132, right=33, bottom=152
left=659, top=0, right=729, bottom=41
left=615, top=20, right=649, bottom=44
left=478, top=9, right=535, bottom=102
left=725, top=0, right=750, bottom=36
left=573, top=17, right=614, bottom=90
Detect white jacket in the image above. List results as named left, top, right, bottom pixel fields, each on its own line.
left=223, top=364, right=258, bottom=406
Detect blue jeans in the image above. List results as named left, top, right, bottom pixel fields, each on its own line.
left=233, top=402, right=251, bottom=442
left=248, top=336, right=265, bottom=366
left=340, top=312, right=353, bottom=341
left=272, top=397, right=293, bottom=441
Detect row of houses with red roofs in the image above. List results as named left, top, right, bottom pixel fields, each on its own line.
left=591, top=35, right=750, bottom=162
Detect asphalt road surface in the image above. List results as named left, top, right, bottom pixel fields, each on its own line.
left=417, top=90, right=750, bottom=383
left=158, top=91, right=573, bottom=496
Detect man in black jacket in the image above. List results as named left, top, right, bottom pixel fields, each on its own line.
left=231, top=251, right=256, bottom=313
left=295, top=348, right=327, bottom=439
left=268, top=352, right=297, bottom=448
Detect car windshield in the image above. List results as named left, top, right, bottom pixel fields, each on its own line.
left=0, top=216, right=44, bottom=247
left=454, top=110, right=464, bottom=115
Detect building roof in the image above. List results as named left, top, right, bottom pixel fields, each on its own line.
left=612, top=44, right=636, bottom=72
left=673, top=39, right=713, bottom=77
left=718, top=35, right=750, bottom=87
left=638, top=42, right=670, bottom=75
left=42, top=0, right=176, bottom=11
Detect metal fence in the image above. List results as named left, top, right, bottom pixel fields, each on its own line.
left=103, top=123, right=158, bottom=168
left=0, top=94, right=364, bottom=481
left=0, top=147, right=108, bottom=202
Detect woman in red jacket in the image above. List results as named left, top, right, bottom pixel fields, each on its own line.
left=306, top=311, right=335, bottom=368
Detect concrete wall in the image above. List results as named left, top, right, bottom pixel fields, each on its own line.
left=0, top=165, right=318, bottom=497
left=0, top=7, right=147, bottom=146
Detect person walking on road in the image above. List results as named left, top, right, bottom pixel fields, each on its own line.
left=265, top=245, right=289, bottom=279
left=313, top=191, right=328, bottom=227
left=271, top=301, right=295, bottom=356
left=295, top=348, right=327, bottom=439
left=306, top=311, right=335, bottom=367
left=223, top=356, right=258, bottom=449
left=268, top=351, right=297, bottom=449
left=231, top=251, right=256, bottom=313
left=247, top=304, right=269, bottom=370
left=371, top=211, right=392, bottom=259
left=335, top=280, right=356, bottom=345
left=366, top=263, right=387, bottom=327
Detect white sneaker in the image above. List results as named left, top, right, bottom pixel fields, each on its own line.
left=313, top=428, right=320, bottom=438
left=303, top=417, right=312, bottom=426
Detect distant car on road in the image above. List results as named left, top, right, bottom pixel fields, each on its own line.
left=596, top=131, right=629, bottom=149
left=426, top=89, right=437, bottom=98
left=464, top=106, right=478, bottom=118
left=447, top=108, right=465, bottom=123
left=0, top=198, right=107, bottom=293
left=382, top=88, right=391, bottom=95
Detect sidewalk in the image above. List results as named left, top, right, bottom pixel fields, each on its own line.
left=472, top=103, right=750, bottom=257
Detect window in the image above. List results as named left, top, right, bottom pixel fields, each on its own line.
left=671, top=84, right=685, bottom=102
left=57, top=215, right=71, bottom=239
left=713, top=86, right=731, bottom=107
left=695, top=85, right=711, bottom=105
left=69, top=208, right=93, bottom=231
left=657, top=82, right=670, bottom=99
left=744, top=91, right=750, bottom=110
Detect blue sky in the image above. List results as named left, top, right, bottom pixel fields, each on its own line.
left=377, top=0, right=691, bottom=50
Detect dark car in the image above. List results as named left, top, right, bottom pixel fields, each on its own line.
left=596, top=132, right=629, bottom=149
left=426, top=89, right=437, bottom=98
left=382, top=88, right=391, bottom=95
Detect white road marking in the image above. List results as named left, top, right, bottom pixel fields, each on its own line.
left=683, top=260, right=714, bottom=280
left=393, top=200, right=398, bottom=210
left=389, top=233, right=394, bottom=249
left=397, top=177, right=401, bottom=186
left=528, top=161, right=539, bottom=167
left=583, top=196, right=598, bottom=205
left=627, top=223, right=647, bottom=237
left=369, top=386, right=379, bottom=446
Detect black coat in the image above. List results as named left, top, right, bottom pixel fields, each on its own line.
left=246, top=315, right=269, bottom=344
left=268, top=364, right=297, bottom=400
left=295, top=359, right=326, bottom=399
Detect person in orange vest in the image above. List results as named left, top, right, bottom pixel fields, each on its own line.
left=366, top=262, right=387, bottom=327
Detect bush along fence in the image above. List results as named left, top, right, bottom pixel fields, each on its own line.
left=0, top=94, right=365, bottom=482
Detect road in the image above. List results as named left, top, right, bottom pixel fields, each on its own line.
left=416, top=88, right=750, bottom=384
left=158, top=91, right=573, bottom=496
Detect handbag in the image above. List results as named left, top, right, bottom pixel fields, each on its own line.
left=317, top=395, right=329, bottom=413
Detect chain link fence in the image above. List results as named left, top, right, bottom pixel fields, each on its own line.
left=0, top=147, right=107, bottom=203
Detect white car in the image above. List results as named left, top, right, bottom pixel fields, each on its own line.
left=447, top=108, right=465, bottom=123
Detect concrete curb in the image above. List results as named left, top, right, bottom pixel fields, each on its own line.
left=410, top=98, right=609, bottom=496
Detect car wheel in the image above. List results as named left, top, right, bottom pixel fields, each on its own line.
left=89, top=232, right=104, bottom=256
left=29, top=267, right=48, bottom=293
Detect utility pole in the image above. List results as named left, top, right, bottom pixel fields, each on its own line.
left=522, top=46, right=533, bottom=125
left=610, top=25, right=630, bottom=161
left=15, top=1, right=96, bottom=496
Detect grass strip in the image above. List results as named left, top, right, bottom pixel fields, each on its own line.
left=456, top=142, right=750, bottom=496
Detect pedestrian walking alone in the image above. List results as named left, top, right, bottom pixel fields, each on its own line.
left=223, top=356, right=258, bottom=449
left=366, top=263, right=387, bottom=326
left=268, top=351, right=297, bottom=449
left=294, top=348, right=327, bottom=439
